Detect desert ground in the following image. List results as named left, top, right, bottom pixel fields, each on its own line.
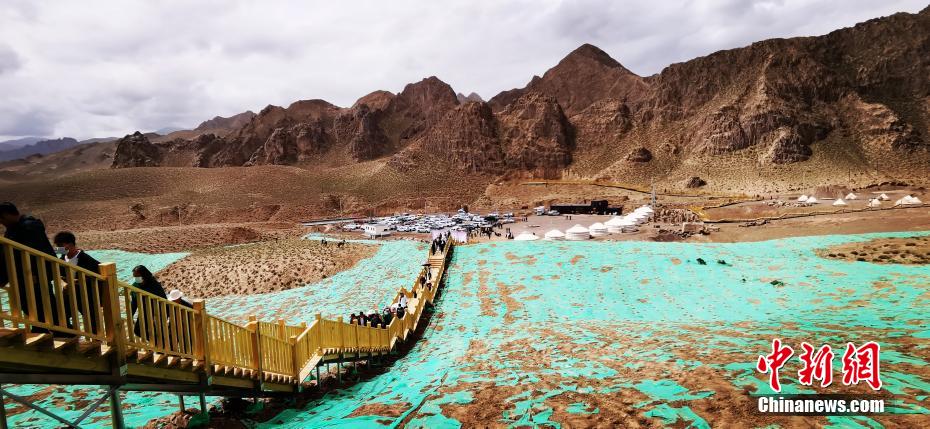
left=156, top=239, right=376, bottom=298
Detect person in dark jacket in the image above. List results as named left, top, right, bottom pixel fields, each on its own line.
left=0, top=202, right=60, bottom=332
left=130, top=265, right=168, bottom=340
left=53, top=231, right=102, bottom=334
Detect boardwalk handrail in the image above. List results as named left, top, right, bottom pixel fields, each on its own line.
left=0, top=234, right=454, bottom=391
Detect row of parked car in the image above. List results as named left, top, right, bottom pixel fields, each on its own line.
left=342, top=210, right=516, bottom=234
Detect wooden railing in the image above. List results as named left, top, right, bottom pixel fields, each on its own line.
left=121, top=280, right=197, bottom=359
left=205, top=315, right=255, bottom=371
left=0, top=238, right=111, bottom=341
left=0, top=235, right=453, bottom=390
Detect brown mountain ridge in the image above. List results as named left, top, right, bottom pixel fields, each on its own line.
left=111, top=8, right=930, bottom=192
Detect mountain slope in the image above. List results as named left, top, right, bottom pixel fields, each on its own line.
left=0, top=137, right=82, bottom=162
left=109, top=8, right=930, bottom=193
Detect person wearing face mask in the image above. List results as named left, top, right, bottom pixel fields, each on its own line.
left=53, top=231, right=102, bottom=334
left=0, top=202, right=61, bottom=333
left=130, top=265, right=168, bottom=340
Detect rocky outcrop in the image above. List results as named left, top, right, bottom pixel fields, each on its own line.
left=497, top=92, right=573, bottom=176
left=419, top=101, right=504, bottom=172
left=684, top=177, right=706, bottom=188
left=697, top=107, right=750, bottom=155
left=338, top=104, right=390, bottom=160
left=112, top=132, right=163, bottom=167
left=625, top=147, right=652, bottom=163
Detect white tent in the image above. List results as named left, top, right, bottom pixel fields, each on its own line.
left=805, top=196, right=819, bottom=204
left=845, top=193, right=858, bottom=200
left=514, top=232, right=540, bottom=241
left=895, top=195, right=922, bottom=206
left=627, top=213, right=647, bottom=224
left=797, top=194, right=808, bottom=202
left=565, top=224, right=590, bottom=241
left=543, top=229, right=565, bottom=240
left=589, top=222, right=608, bottom=237
left=868, top=199, right=882, bottom=208
left=833, top=199, right=848, bottom=206
left=879, top=193, right=890, bottom=201
left=604, top=216, right=624, bottom=227
left=606, top=217, right=634, bottom=234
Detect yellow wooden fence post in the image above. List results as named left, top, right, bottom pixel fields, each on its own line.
left=248, top=315, right=263, bottom=386
left=192, top=300, right=212, bottom=380
left=98, top=262, right=127, bottom=429
left=315, top=313, right=322, bottom=354
left=98, top=263, right=127, bottom=375
left=288, top=334, right=300, bottom=384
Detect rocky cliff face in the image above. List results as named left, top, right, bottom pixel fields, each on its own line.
left=112, top=132, right=163, bottom=167
left=113, top=8, right=930, bottom=190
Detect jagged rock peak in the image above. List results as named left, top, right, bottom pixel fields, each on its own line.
left=352, top=90, right=395, bottom=110
left=562, top=43, right=624, bottom=69
left=194, top=111, right=256, bottom=132
left=397, top=76, right=460, bottom=107
left=457, top=92, right=484, bottom=103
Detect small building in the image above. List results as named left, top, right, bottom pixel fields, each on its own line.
left=549, top=200, right=621, bottom=215
left=362, top=224, right=391, bottom=238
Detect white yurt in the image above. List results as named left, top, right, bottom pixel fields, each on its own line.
left=845, top=193, right=858, bottom=200
left=879, top=193, right=890, bottom=201
left=514, top=231, right=540, bottom=241
left=868, top=199, right=882, bottom=208
left=543, top=229, right=566, bottom=241
left=833, top=198, right=848, bottom=206
left=589, top=222, right=608, bottom=237
left=605, top=216, right=625, bottom=234
left=797, top=194, right=808, bottom=202
left=805, top=196, right=819, bottom=204
left=626, top=213, right=645, bottom=225
left=565, top=224, right=591, bottom=241
left=895, top=195, right=922, bottom=206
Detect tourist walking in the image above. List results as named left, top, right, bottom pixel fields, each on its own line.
left=53, top=231, right=102, bottom=333
left=130, top=265, right=168, bottom=340
left=0, top=202, right=61, bottom=333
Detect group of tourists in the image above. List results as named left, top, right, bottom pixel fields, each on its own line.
left=0, top=202, right=192, bottom=339
left=429, top=234, right=447, bottom=255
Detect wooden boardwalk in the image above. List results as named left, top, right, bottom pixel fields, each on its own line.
left=0, top=236, right=453, bottom=428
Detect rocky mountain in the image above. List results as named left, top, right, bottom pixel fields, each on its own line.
left=0, top=137, right=44, bottom=150
left=112, top=7, right=930, bottom=191
left=193, top=111, right=257, bottom=133
left=0, top=137, right=81, bottom=162
left=152, top=111, right=258, bottom=143
left=456, top=92, right=484, bottom=103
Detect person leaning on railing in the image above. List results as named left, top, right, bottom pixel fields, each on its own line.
left=0, top=202, right=61, bottom=333
left=53, top=231, right=102, bottom=334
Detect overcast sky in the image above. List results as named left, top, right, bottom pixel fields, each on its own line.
left=0, top=0, right=925, bottom=140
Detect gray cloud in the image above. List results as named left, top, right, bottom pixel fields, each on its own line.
left=0, top=45, right=21, bottom=75
left=0, top=0, right=925, bottom=140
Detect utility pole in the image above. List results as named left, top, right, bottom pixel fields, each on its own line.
left=651, top=179, right=656, bottom=207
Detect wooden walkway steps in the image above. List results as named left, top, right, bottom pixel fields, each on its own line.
left=0, top=235, right=455, bottom=428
